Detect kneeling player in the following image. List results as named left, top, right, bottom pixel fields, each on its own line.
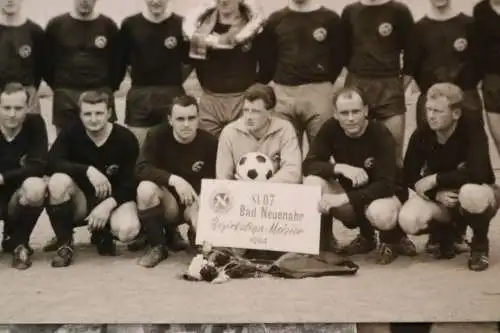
left=0, top=83, right=48, bottom=269
left=399, top=83, right=497, bottom=271
left=135, top=95, right=217, bottom=268
left=217, top=83, right=302, bottom=183
left=46, top=90, right=140, bottom=268
left=303, top=87, right=416, bottom=265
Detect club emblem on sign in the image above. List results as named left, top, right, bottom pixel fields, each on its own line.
left=18, top=45, right=31, bottom=58
left=105, top=164, right=119, bottom=176
left=364, top=157, right=375, bottom=169
left=453, top=38, right=467, bottom=52
left=192, top=160, right=205, bottom=172
left=164, top=36, right=177, bottom=49
left=378, top=22, right=393, bottom=37
left=94, top=35, right=107, bottom=48
left=209, top=189, right=233, bottom=214
left=241, top=41, right=252, bottom=52
left=313, top=27, right=327, bottom=42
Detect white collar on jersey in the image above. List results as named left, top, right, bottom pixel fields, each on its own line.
left=69, top=10, right=100, bottom=21
left=142, top=8, right=173, bottom=23
left=287, top=1, right=321, bottom=12
left=0, top=14, right=27, bottom=27
left=360, top=0, right=392, bottom=6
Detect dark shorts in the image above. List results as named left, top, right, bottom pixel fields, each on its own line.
left=416, top=89, right=483, bottom=129
left=52, top=87, right=117, bottom=130
left=345, top=73, right=406, bottom=119
left=125, top=85, right=185, bottom=127
left=481, top=73, right=500, bottom=113
left=198, top=90, right=245, bottom=138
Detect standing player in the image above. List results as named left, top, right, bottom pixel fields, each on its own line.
left=303, top=87, right=416, bottom=264
left=474, top=0, right=500, bottom=156
left=404, top=0, right=483, bottom=129
left=217, top=83, right=302, bottom=184
left=187, top=0, right=268, bottom=138
left=135, top=95, right=217, bottom=268
left=341, top=0, right=414, bottom=163
left=45, top=90, right=140, bottom=268
left=0, top=83, right=48, bottom=270
left=261, top=0, right=345, bottom=150
left=399, top=83, right=496, bottom=271
left=0, top=0, right=45, bottom=114
left=120, top=0, right=191, bottom=146
left=44, top=0, right=124, bottom=134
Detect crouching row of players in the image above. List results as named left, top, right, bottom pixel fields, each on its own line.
left=1, top=81, right=496, bottom=272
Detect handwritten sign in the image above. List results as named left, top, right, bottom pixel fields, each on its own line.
left=195, top=179, right=322, bottom=255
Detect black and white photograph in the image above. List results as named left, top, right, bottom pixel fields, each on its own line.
left=0, top=0, right=499, bottom=332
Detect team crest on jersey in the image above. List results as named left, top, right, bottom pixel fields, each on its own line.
left=313, top=27, right=327, bottom=42
left=18, top=45, right=31, bottom=58
left=105, top=164, right=119, bottom=176
left=164, top=36, right=177, bottom=49
left=453, top=38, right=468, bottom=52
left=378, top=22, right=393, bottom=37
left=241, top=41, right=252, bottom=52
left=191, top=160, right=205, bottom=172
left=364, top=157, right=375, bottom=169
left=94, top=35, right=107, bottom=48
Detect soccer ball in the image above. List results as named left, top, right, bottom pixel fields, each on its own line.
left=236, top=152, right=274, bottom=181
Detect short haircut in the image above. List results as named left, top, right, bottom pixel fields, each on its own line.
left=1, top=82, right=29, bottom=104
left=79, top=90, right=111, bottom=108
left=426, top=83, right=464, bottom=110
left=244, top=83, right=276, bottom=110
left=170, top=94, right=199, bottom=115
left=332, top=86, right=367, bottom=109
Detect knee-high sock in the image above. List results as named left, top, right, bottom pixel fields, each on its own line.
left=139, top=205, right=166, bottom=247
left=463, top=208, right=495, bottom=253
left=46, top=201, right=75, bottom=246
left=319, top=213, right=333, bottom=251
left=10, top=204, right=44, bottom=247
left=379, top=224, right=405, bottom=244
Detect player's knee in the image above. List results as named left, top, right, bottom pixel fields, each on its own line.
left=114, top=218, right=141, bottom=243
left=47, top=173, right=74, bottom=203
left=303, top=175, right=328, bottom=191
left=365, top=198, right=399, bottom=231
left=19, top=177, right=47, bottom=206
left=459, top=184, right=494, bottom=214
left=136, top=181, right=161, bottom=209
left=398, top=204, right=428, bottom=235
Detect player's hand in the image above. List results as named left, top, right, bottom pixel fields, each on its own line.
left=318, top=194, right=348, bottom=214
left=169, top=174, right=198, bottom=206
left=334, top=164, right=369, bottom=188
left=435, top=190, right=459, bottom=208
left=415, top=174, right=437, bottom=199
left=86, top=166, right=112, bottom=200
left=86, top=203, right=112, bottom=231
